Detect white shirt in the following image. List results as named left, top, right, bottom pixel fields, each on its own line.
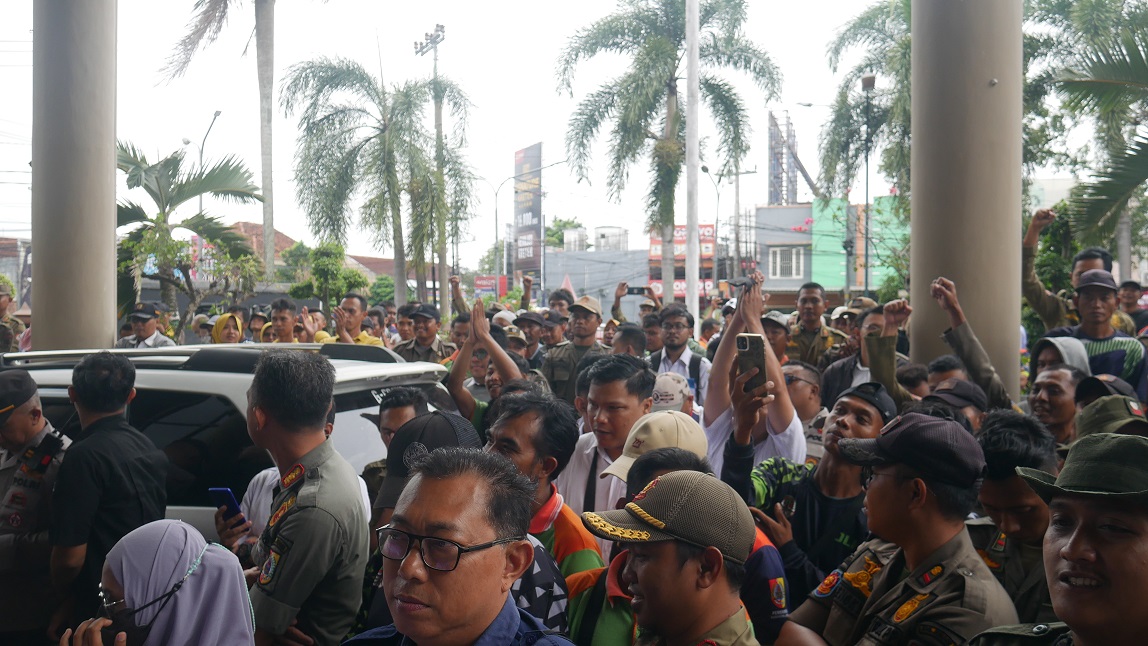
left=115, top=329, right=177, bottom=349
left=703, top=406, right=806, bottom=476
left=656, top=346, right=712, bottom=405
left=555, top=432, right=629, bottom=557
left=851, top=363, right=872, bottom=388
left=240, top=466, right=371, bottom=539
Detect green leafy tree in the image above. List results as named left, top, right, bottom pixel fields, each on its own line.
left=281, top=57, right=435, bottom=307
left=165, top=0, right=282, bottom=278
left=478, top=241, right=504, bottom=275
left=116, top=141, right=263, bottom=340
left=369, top=274, right=415, bottom=305
left=559, top=0, right=781, bottom=288
left=545, top=217, right=584, bottom=248
left=276, top=240, right=311, bottom=283
left=288, top=241, right=368, bottom=309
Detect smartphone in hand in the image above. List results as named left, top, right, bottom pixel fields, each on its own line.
left=736, top=333, right=770, bottom=393
left=626, top=286, right=648, bottom=296
left=208, top=487, right=244, bottom=522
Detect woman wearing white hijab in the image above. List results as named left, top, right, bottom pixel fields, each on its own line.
left=61, top=519, right=255, bottom=645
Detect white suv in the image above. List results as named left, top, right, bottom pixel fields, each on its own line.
left=5, top=344, right=453, bottom=534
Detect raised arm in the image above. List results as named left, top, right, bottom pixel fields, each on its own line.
left=520, top=275, right=533, bottom=311
left=472, top=299, right=523, bottom=385
left=1022, top=209, right=1068, bottom=330
left=706, top=295, right=747, bottom=426
left=450, top=275, right=469, bottom=317
left=867, top=299, right=914, bottom=410
left=447, top=320, right=479, bottom=421
left=933, top=277, right=1015, bottom=410
left=738, top=274, right=795, bottom=434
left=611, top=282, right=629, bottom=323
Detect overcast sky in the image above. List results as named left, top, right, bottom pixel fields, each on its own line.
left=1, top=0, right=892, bottom=269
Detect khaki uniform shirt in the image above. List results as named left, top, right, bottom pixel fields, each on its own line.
left=392, top=336, right=457, bottom=364
left=250, top=440, right=369, bottom=646
left=966, top=517, right=1056, bottom=624
left=970, top=623, right=1073, bottom=646
left=1022, top=246, right=1135, bottom=334
left=787, top=323, right=849, bottom=367
left=636, top=607, right=760, bottom=646
left=541, top=341, right=610, bottom=404
left=0, top=423, right=68, bottom=631
left=0, top=315, right=25, bottom=353
left=791, top=530, right=1018, bottom=646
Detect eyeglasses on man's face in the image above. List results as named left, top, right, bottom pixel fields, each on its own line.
left=661, top=323, right=690, bottom=332
left=377, top=525, right=524, bottom=572
left=784, top=374, right=817, bottom=388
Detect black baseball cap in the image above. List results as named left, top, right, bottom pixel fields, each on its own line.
left=543, top=310, right=567, bottom=327
left=1075, top=374, right=1137, bottom=403
left=129, top=303, right=161, bottom=320
left=839, top=412, right=986, bottom=487
left=376, top=412, right=481, bottom=510
left=923, top=378, right=988, bottom=413
left=412, top=304, right=441, bottom=323
left=0, top=369, right=38, bottom=426
left=1076, top=269, right=1118, bottom=292
left=836, top=382, right=898, bottom=424
left=514, top=311, right=546, bottom=328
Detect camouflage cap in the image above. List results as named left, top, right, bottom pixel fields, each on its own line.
left=1075, top=394, right=1148, bottom=439
left=581, top=470, right=755, bottom=564
left=1019, top=433, right=1148, bottom=503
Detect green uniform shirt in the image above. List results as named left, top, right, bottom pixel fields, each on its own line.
left=392, top=336, right=457, bottom=364
left=0, top=314, right=25, bottom=353
left=541, top=341, right=609, bottom=404
left=791, top=530, right=1018, bottom=646
left=636, top=607, right=759, bottom=646
left=970, top=623, right=1073, bottom=646
left=787, top=323, right=848, bottom=367
left=250, top=440, right=369, bottom=646
left=966, top=517, right=1057, bottom=624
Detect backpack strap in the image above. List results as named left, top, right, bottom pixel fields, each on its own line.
left=574, top=569, right=610, bottom=646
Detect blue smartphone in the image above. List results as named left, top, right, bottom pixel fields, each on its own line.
left=208, top=487, right=243, bottom=521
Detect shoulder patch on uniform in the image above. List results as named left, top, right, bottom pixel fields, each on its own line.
left=843, top=556, right=883, bottom=597
left=258, top=550, right=280, bottom=586
left=991, top=531, right=1007, bottom=552
left=268, top=495, right=297, bottom=529
left=281, top=463, right=305, bottom=488
left=913, top=620, right=966, bottom=645
left=976, top=548, right=1002, bottom=571
left=770, top=578, right=786, bottom=609
left=813, top=569, right=842, bottom=598
left=893, top=593, right=930, bottom=623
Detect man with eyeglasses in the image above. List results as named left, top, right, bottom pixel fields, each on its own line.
left=782, top=361, right=828, bottom=464
left=648, top=304, right=712, bottom=407
left=542, top=296, right=610, bottom=405
left=777, top=413, right=1016, bottom=646
left=347, top=448, right=575, bottom=645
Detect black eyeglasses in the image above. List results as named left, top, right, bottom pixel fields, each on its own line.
left=863, top=469, right=911, bottom=489
left=784, top=374, right=817, bottom=387
left=377, top=526, right=525, bottom=572
left=661, top=323, right=690, bottom=332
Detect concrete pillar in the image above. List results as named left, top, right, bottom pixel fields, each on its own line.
left=910, top=0, right=1022, bottom=401
left=32, top=0, right=118, bottom=350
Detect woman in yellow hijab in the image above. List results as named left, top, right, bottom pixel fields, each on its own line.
left=211, top=313, right=245, bottom=344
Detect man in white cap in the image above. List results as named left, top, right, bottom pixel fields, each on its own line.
left=649, top=372, right=702, bottom=420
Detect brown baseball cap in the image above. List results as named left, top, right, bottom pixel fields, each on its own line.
left=569, top=295, right=603, bottom=317
left=600, top=410, right=708, bottom=482
left=581, top=471, right=755, bottom=564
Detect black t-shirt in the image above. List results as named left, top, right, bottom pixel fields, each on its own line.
left=1131, top=308, right=1148, bottom=334
left=50, top=415, right=168, bottom=622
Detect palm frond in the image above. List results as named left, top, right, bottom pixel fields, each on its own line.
left=556, top=7, right=661, bottom=94
left=175, top=213, right=256, bottom=260
left=169, top=155, right=263, bottom=210
left=1060, top=30, right=1148, bottom=115
left=699, top=34, right=781, bottom=99
left=826, top=0, right=909, bottom=73
left=699, top=75, right=750, bottom=175
left=117, top=201, right=151, bottom=228
left=281, top=58, right=385, bottom=124
left=1070, top=133, right=1148, bottom=243
left=566, top=84, right=621, bottom=182
left=162, top=0, right=231, bottom=79
left=605, top=37, right=677, bottom=198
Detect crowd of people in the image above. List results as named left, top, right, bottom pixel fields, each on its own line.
left=5, top=209, right=1148, bottom=644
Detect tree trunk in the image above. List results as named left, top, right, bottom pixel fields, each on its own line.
left=661, top=224, right=676, bottom=303
left=1118, top=207, right=1132, bottom=281
left=658, top=81, right=680, bottom=303
left=415, top=262, right=428, bottom=302
left=255, top=0, right=276, bottom=279
left=390, top=202, right=408, bottom=307
left=434, top=82, right=449, bottom=320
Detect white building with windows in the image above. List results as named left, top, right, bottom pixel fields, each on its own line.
left=754, top=205, right=814, bottom=292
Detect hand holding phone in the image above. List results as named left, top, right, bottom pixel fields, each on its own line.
left=209, top=487, right=243, bottom=521
left=736, top=333, right=770, bottom=393
left=626, top=286, right=648, bottom=296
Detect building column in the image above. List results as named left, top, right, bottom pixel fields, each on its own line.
left=32, top=0, right=118, bottom=350
left=910, top=0, right=1022, bottom=401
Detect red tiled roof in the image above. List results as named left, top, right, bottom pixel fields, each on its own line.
left=230, top=222, right=297, bottom=263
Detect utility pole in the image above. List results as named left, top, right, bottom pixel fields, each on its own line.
left=416, top=24, right=447, bottom=316
left=862, top=74, right=875, bottom=297
left=731, top=166, right=758, bottom=276
left=685, top=0, right=700, bottom=325
left=194, top=111, right=221, bottom=215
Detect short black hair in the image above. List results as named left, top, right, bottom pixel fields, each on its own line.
left=897, top=464, right=980, bottom=522
left=408, top=447, right=534, bottom=538
left=700, top=318, right=720, bottom=335
left=269, top=298, right=296, bottom=314
left=575, top=354, right=611, bottom=398
left=549, top=289, right=574, bottom=305
left=251, top=350, right=335, bottom=431
left=1120, top=280, right=1142, bottom=291
left=858, top=304, right=885, bottom=325
left=496, top=352, right=531, bottom=378
left=367, top=307, right=386, bottom=322
left=641, top=313, right=661, bottom=329
left=896, top=363, right=929, bottom=390
left=658, top=304, right=694, bottom=328
left=342, top=293, right=368, bottom=311
left=613, top=324, right=647, bottom=355
left=587, top=354, right=656, bottom=401
left=626, top=447, right=713, bottom=499
left=927, top=354, right=966, bottom=375
left=488, top=325, right=509, bottom=350
left=378, top=386, right=429, bottom=416
left=452, top=312, right=472, bottom=326
left=492, top=391, right=580, bottom=480
left=1041, top=362, right=1087, bottom=387
left=397, top=303, right=419, bottom=319
left=226, top=305, right=246, bottom=319
left=381, top=300, right=396, bottom=309
left=72, top=352, right=136, bottom=412
left=798, top=282, right=826, bottom=298
left=978, top=410, right=1058, bottom=480
left=1073, top=247, right=1113, bottom=273
left=786, top=360, right=821, bottom=389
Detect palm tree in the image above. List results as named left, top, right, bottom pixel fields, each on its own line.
left=165, top=0, right=280, bottom=279
left=116, top=141, right=263, bottom=339
left=559, top=0, right=780, bottom=292
left=280, top=57, right=438, bottom=306
left=1060, top=29, right=1148, bottom=243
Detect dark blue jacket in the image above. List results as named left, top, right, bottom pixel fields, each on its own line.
left=344, top=596, right=573, bottom=645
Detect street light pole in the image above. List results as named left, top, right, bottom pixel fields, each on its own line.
left=702, top=166, right=723, bottom=280
left=198, top=111, right=221, bottom=215
left=416, top=25, right=447, bottom=312
left=862, top=74, right=875, bottom=297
